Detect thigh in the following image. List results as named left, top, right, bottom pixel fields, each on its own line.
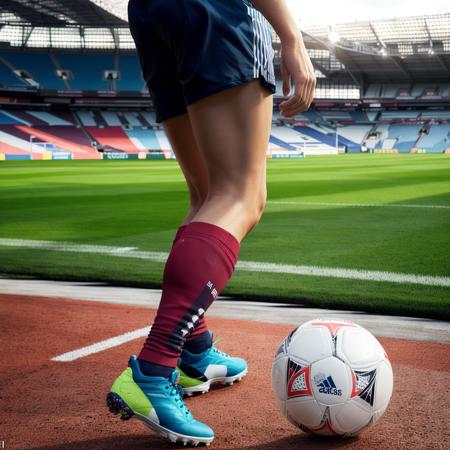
left=187, top=80, right=273, bottom=194
left=163, top=114, right=208, bottom=200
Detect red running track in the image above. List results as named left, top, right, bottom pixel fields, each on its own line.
left=0, top=294, right=449, bottom=450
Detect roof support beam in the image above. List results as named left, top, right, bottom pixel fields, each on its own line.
left=369, top=22, right=386, bottom=54
left=22, top=25, right=33, bottom=47
left=435, top=54, right=450, bottom=76
left=389, top=56, right=413, bottom=82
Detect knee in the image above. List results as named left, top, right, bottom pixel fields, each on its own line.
left=188, top=182, right=208, bottom=213
left=253, top=186, right=267, bottom=225
left=240, top=186, right=267, bottom=232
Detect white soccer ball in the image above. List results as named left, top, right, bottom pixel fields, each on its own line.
left=272, top=319, right=393, bottom=436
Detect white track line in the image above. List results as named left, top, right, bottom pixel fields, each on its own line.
left=1, top=238, right=449, bottom=287
left=51, top=326, right=150, bottom=362
left=269, top=201, right=450, bottom=210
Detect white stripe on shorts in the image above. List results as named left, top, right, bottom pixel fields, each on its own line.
left=245, top=1, right=275, bottom=85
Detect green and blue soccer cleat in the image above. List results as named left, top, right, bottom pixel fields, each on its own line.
left=178, top=339, right=248, bottom=396
left=107, top=355, right=214, bottom=446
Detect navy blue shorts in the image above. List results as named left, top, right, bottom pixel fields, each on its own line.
left=128, top=0, right=276, bottom=123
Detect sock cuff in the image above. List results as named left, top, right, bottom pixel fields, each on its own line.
left=184, top=221, right=240, bottom=261
left=173, top=224, right=188, bottom=243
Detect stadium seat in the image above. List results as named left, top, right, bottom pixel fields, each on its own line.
left=419, top=124, right=450, bottom=153
left=124, top=128, right=161, bottom=150
left=0, top=58, right=26, bottom=86
left=54, top=53, right=115, bottom=91
left=85, top=126, right=141, bottom=153
left=338, top=125, right=373, bottom=152
left=117, top=54, right=145, bottom=91
left=385, top=124, right=422, bottom=152
left=0, top=52, right=66, bottom=90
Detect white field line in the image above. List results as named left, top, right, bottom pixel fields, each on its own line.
left=51, top=326, right=150, bottom=362
left=1, top=238, right=450, bottom=287
left=268, top=201, right=450, bottom=210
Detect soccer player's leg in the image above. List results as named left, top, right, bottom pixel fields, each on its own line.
left=163, top=114, right=212, bottom=351
left=107, top=117, right=218, bottom=445
left=108, top=3, right=215, bottom=444
left=176, top=80, right=273, bottom=394
left=188, top=79, right=272, bottom=241
left=164, top=114, right=209, bottom=227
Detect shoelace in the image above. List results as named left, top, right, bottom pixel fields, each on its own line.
left=165, top=380, right=190, bottom=416
left=212, top=337, right=230, bottom=358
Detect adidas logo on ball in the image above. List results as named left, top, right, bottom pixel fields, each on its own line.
left=315, top=373, right=342, bottom=396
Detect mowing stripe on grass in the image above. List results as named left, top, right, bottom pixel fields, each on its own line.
left=51, top=326, right=151, bottom=362
left=1, top=238, right=449, bottom=288
left=269, top=201, right=450, bottom=210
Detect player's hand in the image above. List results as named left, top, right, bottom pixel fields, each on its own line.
left=279, top=38, right=316, bottom=117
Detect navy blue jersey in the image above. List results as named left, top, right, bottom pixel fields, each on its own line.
left=128, top=0, right=276, bottom=122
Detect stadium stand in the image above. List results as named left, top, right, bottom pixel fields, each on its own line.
left=0, top=3, right=448, bottom=159
left=85, top=126, right=140, bottom=153
left=124, top=128, right=161, bottom=150
left=419, top=124, right=450, bottom=153
left=0, top=59, right=24, bottom=87
left=1, top=105, right=449, bottom=159
left=0, top=109, right=98, bottom=159
left=0, top=52, right=66, bottom=90
left=55, top=53, right=115, bottom=91
left=117, top=54, right=145, bottom=91
left=337, top=125, right=373, bottom=153
left=381, top=125, right=423, bottom=152
left=380, top=111, right=420, bottom=120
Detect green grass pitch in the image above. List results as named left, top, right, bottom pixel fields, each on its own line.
left=1, top=154, right=449, bottom=319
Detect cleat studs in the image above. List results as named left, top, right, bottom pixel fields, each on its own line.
left=106, top=392, right=134, bottom=421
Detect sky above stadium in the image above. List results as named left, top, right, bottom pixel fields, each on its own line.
left=287, top=0, right=449, bottom=25
left=97, top=0, right=449, bottom=26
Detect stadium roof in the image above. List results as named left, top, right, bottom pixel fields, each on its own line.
left=0, top=1, right=449, bottom=85
left=302, top=14, right=450, bottom=55
left=282, top=14, right=450, bottom=84
left=0, top=0, right=126, bottom=26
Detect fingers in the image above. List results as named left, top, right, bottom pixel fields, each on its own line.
left=281, top=62, right=291, bottom=96
left=280, top=75, right=316, bottom=117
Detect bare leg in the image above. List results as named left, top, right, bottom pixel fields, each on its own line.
left=187, top=80, right=273, bottom=241
left=163, top=114, right=209, bottom=225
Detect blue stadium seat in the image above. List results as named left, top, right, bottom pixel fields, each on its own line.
left=294, top=126, right=336, bottom=147
left=269, top=134, right=296, bottom=151
left=125, top=127, right=160, bottom=149
left=0, top=52, right=66, bottom=89
left=0, top=58, right=25, bottom=86
left=0, top=111, right=24, bottom=125
left=117, top=54, right=145, bottom=91
left=55, top=53, right=115, bottom=91
left=387, top=125, right=422, bottom=152
left=420, top=124, right=450, bottom=153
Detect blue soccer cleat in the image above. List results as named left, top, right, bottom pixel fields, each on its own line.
left=107, top=355, right=214, bottom=446
left=178, top=338, right=248, bottom=396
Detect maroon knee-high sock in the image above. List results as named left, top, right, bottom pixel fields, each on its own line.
left=139, top=222, right=240, bottom=367
left=172, top=225, right=188, bottom=246
left=172, top=224, right=209, bottom=340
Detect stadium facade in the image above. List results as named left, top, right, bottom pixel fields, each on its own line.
left=0, top=0, right=449, bottom=160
